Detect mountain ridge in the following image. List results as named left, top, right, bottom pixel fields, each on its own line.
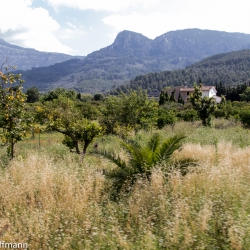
left=0, top=38, right=84, bottom=70
left=13, top=28, right=250, bottom=93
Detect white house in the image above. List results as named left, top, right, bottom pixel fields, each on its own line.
left=165, top=86, right=221, bottom=103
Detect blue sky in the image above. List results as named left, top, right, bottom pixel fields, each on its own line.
left=0, top=0, right=250, bottom=56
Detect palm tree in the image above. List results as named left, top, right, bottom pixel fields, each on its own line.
left=93, top=133, right=196, bottom=192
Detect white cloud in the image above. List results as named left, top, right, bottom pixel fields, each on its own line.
left=59, top=22, right=85, bottom=39
left=0, top=0, right=73, bottom=54
left=46, top=0, right=159, bottom=12
left=0, top=0, right=250, bottom=57
left=103, top=12, right=168, bottom=39
left=102, top=0, right=250, bottom=39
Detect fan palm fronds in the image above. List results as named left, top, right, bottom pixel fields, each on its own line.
left=92, top=133, right=197, bottom=192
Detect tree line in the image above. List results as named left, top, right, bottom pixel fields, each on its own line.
left=2, top=66, right=250, bottom=160
left=4, top=68, right=250, bottom=196
left=111, top=50, right=250, bottom=95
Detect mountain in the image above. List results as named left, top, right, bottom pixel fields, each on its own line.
left=16, top=29, right=250, bottom=93
left=0, top=38, right=84, bottom=70
left=114, top=49, right=250, bottom=94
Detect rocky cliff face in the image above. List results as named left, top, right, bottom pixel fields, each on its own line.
left=108, top=30, right=152, bottom=56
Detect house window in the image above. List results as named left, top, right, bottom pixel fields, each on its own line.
left=187, top=92, right=189, bottom=96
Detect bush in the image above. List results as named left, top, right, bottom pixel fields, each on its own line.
left=179, top=109, right=199, bottom=122
left=157, top=109, right=177, bottom=129
left=213, top=108, right=226, bottom=118
left=240, top=110, right=250, bottom=127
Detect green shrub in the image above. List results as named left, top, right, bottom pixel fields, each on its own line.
left=157, top=109, right=177, bottom=129
left=213, top=108, right=226, bottom=118
left=179, top=109, right=199, bottom=122
left=240, top=110, right=250, bottom=127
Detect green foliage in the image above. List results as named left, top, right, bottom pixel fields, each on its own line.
left=240, top=86, right=250, bottom=102
left=159, top=91, right=171, bottom=106
left=114, top=50, right=250, bottom=95
left=213, top=108, right=227, bottom=118
left=23, top=104, right=44, bottom=138
left=75, top=101, right=101, bottom=120
left=170, top=90, right=176, bottom=102
left=93, top=133, right=195, bottom=192
left=165, top=91, right=170, bottom=102
left=216, top=82, right=248, bottom=101
left=101, top=90, right=158, bottom=134
left=178, top=93, right=184, bottom=105
left=178, top=109, right=199, bottom=122
left=0, top=67, right=27, bottom=158
left=26, top=86, right=40, bottom=103
left=41, top=88, right=77, bottom=102
left=80, top=94, right=93, bottom=102
left=157, top=108, right=177, bottom=129
left=159, top=91, right=165, bottom=105
left=239, top=110, right=250, bottom=127
left=93, top=93, right=104, bottom=101
left=42, top=96, right=102, bottom=156
left=61, top=120, right=102, bottom=155
left=189, top=83, right=217, bottom=126
left=76, top=92, right=81, bottom=100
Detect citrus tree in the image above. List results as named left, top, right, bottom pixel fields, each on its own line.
left=42, top=96, right=102, bottom=157
left=0, top=66, right=26, bottom=158
left=101, top=90, right=158, bottom=134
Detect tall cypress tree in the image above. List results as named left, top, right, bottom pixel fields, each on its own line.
left=165, top=92, right=170, bottom=102
left=178, top=93, right=184, bottom=105
left=159, top=91, right=165, bottom=105
left=170, top=90, right=176, bottom=102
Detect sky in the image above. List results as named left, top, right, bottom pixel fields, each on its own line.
left=0, top=0, right=250, bottom=56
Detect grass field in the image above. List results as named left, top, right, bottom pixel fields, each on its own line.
left=0, top=120, right=250, bottom=249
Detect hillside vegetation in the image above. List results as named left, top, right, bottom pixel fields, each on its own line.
left=114, top=49, right=250, bottom=94
left=0, top=38, right=83, bottom=70
left=16, top=29, right=250, bottom=93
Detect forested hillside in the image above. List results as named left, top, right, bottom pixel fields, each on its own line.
left=16, top=29, right=250, bottom=93
left=113, top=49, right=250, bottom=94
left=0, top=38, right=83, bottom=70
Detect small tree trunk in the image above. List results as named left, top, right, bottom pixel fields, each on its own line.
left=10, top=137, right=14, bottom=159
left=75, top=140, right=80, bottom=154
left=81, top=140, right=91, bottom=160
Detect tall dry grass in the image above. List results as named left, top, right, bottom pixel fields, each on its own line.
left=0, top=141, right=250, bottom=249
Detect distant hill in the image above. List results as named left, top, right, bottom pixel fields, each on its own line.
left=0, top=38, right=84, bottom=70
left=114, top=49, right=250, bottom=94
left=16, top=29, right=250, bottom=93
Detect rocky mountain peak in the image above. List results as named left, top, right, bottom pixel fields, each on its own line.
left=110, top=30, right=152, bottom=56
